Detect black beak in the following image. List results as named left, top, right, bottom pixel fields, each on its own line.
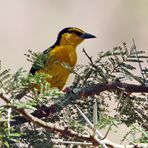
left=80, top=33, right=96, bottom=39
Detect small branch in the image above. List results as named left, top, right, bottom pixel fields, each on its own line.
left=51, top=139, right=92, bottom=146
left=82, top=48, right=97, bottom=68
left=82, top=48, right=108, bottom=82
left=75, top=105, right=108, bottom=148
left=132, top=39, right=145, bottom=80
left=101, top=124, right=112, bottom=140
left=75, top=105, right=103, bottom=138
left=93, top=97, right=97, bottom=126
left=80, top=81, right=148, bottom=97
left=7, top=108, right=11, bottom=135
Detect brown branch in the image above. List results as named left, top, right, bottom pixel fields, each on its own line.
left=8, top=81, right=148, bottom=126
left=0, top=93, right=100, bottom=146
left=82, top=48, right=97, bottom=68
left=80, top=81, right=148, bottom=97
left=0, top=92, right=147, bottom=148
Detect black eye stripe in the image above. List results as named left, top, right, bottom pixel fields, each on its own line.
left=68, top=30, right=83, bottom=36
left=50, top=28, right=84, bottom=48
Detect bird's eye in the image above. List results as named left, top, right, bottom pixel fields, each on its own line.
left=73, top=31, right=83, bottom=37
left=68, top=30, right=83, bottom=37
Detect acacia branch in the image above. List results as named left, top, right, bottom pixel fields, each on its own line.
left=0, top=92, right=147, bottom=148
left=9, top=81, right=148, bottom=126
left=80, top=81, right=148, bottom=96
left=0, top=93, right=100, bottom=146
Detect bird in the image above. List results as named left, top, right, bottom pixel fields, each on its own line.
left=30, top=27, right=96, bottom=90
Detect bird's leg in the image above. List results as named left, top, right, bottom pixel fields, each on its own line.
left=63, top=86, right=74, bottom=94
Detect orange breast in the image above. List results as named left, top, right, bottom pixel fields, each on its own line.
left=38, top=45, right=77, bottom=90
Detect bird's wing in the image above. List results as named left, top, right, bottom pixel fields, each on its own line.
left=29, top=47, right=53, bottom=75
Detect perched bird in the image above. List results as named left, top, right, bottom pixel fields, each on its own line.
left=30, top=27, right=96, bottom=90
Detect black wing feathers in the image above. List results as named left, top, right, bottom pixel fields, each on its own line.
left=29, top=47, right=52, bottom=75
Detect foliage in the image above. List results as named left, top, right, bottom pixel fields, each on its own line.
left=0, top=42, right=147, bottom=147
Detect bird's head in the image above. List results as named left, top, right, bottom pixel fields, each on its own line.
left=53, top=27, right=96, bottom=47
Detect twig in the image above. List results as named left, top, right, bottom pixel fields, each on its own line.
left=93, top=97, right=98, bottom=126
left=75, top=105, right=108, bottom=148
left=101, top=124, right=112, bottom=140
left=93, top=96, right=98, bottom=140
left=82, top=48, right=97, bottom=68
left=51, top=139, right=92, bottom=146
left=7, top=108, right=11, bottom=135
left=75, top=105, right=103, bottom=138
left=132, top=39, right=145, bottom=80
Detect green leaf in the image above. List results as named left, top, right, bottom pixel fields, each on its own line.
left=120, top=62, right=136, bottom=70
left=4, top=141, right=9, bottom=148
left=126, top=59, right=143, bottom=63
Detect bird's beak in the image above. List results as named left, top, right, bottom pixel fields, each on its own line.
left=80, top=33, right=96, bottom=39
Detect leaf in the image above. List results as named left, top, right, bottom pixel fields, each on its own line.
left=129, top=55, right=148, bottom=59
left=130, top=50, right=145, bottom=55
left=121, top=67, right=144, bottom=84
left=126, top=59, right=143, bottom=63
left=4, top=141, right=9, bottom=148
left=120, top=62, right=136, bottom=70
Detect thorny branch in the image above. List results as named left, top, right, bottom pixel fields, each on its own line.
left=0, top=91, right=147, bottom=148
left=8, top=81, right=148, bottom=126
left=82, top=48, right=97, bottom=69
left=0, top=93, right=100, bottom=147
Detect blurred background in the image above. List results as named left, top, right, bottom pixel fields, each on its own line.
left=0, top=0, right=148, bottom=144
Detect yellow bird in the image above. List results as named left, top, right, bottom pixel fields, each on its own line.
left=30, top=27, right=96, bottom=90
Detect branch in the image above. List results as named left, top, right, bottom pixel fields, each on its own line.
left=82, top=48, right=97, bottom=68
left=80, top=81, right=148, bottom=96
left=132, top=39, right=145, bottom=79
left=0, top=93, right=100, bottom=147
left=0, top=92, right=147, bottom=148
left=10, top=81, right=148, bottom=125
